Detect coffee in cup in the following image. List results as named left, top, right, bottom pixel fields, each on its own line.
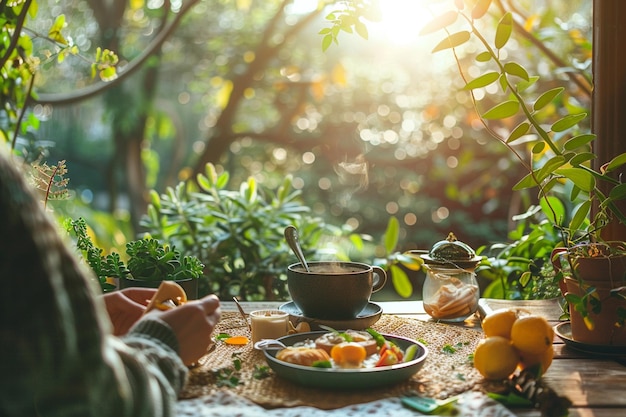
left=287, top=261, right=387, bottom=320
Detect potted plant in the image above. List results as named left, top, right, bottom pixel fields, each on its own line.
left=67, top=217, right=204, bottom=298
left=323, top=0, right=626, bottom=345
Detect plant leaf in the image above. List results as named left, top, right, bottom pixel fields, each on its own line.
left=384, top=216, right=399, bottom=255
left=534, top=87, right=564, bottom=111
left=540, top=195, right=566, bottom=226
left=604, top=152, right=626, bottom=173
left=569, top=152, right=596, bottom=167
left=420, top=10, right=458, bottom=35
left=556, top=167, right=595, bottom=192
left=390, top=264, right=412, bottom=298
left=464, top=71, right=500, bottom=90
left=609, top=183, right=626, bottom=201
left=432, top=31, right=471, bottom=53
left=551, top=113, right=587, bottom=132
left=507, top=121, right=530, bottom=143
left=570, top=200, right=592, bottom=231
left=482, top=100, right=519, bottom=119
left=495, top=13, right=513, bottom=49
left=472, top=0, right=492, bottom=20
left=564, top=133, right=595, bottom=150
left=503, top=62, right=529, bottom=80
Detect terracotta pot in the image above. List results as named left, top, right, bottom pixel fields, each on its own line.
left=564, top=277, right=626, bottom=346
left=119, top=276, right=199, bottom=300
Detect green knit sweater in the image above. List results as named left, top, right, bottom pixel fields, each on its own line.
left=0, top=153, right=188, bottom=416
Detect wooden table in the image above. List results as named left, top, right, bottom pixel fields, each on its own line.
left=218, top=298, right=626, bottom=417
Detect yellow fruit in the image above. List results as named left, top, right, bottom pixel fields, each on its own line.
left=519, top=344, right=554, bottom=375
left=330, top=342, right=367, bottom=367
left=473, top=336, right=520, bottom=380
left=510, top=315, right=554, bottom=355
left=482, top=309, right=519, bottom=339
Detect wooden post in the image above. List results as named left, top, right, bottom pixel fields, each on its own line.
left=593, top=0, right=626, bottom=241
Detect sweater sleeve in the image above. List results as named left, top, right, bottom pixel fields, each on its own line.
left=0, top=154, right=188, bottom=417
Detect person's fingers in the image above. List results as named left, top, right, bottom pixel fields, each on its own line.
left=199, top=294, right=221, bottom=315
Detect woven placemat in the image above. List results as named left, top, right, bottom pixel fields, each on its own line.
left=180, top=312, right=485, bottom=409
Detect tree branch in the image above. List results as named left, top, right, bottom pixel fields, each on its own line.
left=30, top=0, right=200, bottom=106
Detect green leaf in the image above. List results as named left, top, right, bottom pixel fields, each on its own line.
left=536, top=155, right=566, bottom=182
left=609, top=183, right=626, bottom=201
left=534, top=87, right=564, bottom=111
left=464, top=71, right=500, bottom=90
left=540, top=195, right=566, bottom=226
left=503, top=62, right=529, bottom=80
left=551, top=113, right=587, bottom=132
left=604, top=152, right=626, bottom=173
left=420, top=10, right=458, bottom=35
left=321, top=33, right=333, bottom=52
left=482, top=100, right=519, bottom=119
left=48, top=14, right=68, bottom=45
left=507, top=121, right=530, bottom=143
left=355, top=20, right=369, bottom=40
left=569, top=152, right=596, bottom=167
left=495, top=13, right=513, bottom=49
left=383, top=216, right=399, bottom=255
left=471, top=0, right=492, bottom=20
left=390, top=264, right=412, bottom=298
left=556, top=167, right=595, bottom=192
left=570, top=200, right=592, bottom=231
left=513, top=171, right=541, bottom=190
left=564, top=134, right=595, bottom=150
left=476, top=51, right=492, bottom=62
left=531, top=141, right=546, bottom=155
left=432, top=31, right=471, bottom=53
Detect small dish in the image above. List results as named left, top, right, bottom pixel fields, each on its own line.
left=262, top=331, right=428, bottom=389
left=279, top=301, right=382, bottom=330
left=554, top=321, right=626, bottom=355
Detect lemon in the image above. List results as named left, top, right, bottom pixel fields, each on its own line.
left=473, top=336, right=519, bottom=380
left=482, top=308, right=519, bottom=339
left=510, top=315, right=554, bottom=355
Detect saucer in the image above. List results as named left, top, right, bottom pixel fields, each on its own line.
left=279, top=301, right=382, bottom=330
left=554, top=322, right=626, bottom=356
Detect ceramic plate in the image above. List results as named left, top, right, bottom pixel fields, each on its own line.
left=279, top=301, right=382, bottom=330
left=262, top=331, right=428, bottom=389
left=554, top=322, right=626, bottom=355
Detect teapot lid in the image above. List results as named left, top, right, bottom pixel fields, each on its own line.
left=421, top=232, right=481, bottom=269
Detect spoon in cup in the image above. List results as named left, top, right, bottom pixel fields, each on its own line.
left=284, top=225, right=310, bottom=272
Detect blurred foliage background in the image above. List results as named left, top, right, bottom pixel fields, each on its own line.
left=4, top=0, right=592, bottom=299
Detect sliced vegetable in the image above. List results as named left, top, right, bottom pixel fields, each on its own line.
left=375, top=349, right=399, bottom=367
left=224, top=336, right=250, bottom=345
left=404, top=344, right=418, bottom=362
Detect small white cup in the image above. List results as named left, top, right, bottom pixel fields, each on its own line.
left=250, top=310, right=289, bottom=343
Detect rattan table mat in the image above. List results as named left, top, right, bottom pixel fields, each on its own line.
left=180, top=312, right=486, bottom=409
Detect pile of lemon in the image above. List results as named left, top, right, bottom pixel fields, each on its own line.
left=474, top=309, right=555, bottom=380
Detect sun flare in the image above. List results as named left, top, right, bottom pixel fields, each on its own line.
left=375, top=0, right=443, bottom=44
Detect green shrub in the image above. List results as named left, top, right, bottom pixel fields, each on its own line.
left=140, top=163, right=341, bottom=300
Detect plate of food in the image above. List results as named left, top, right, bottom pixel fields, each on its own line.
left=261, top=329, right=428, bottom=389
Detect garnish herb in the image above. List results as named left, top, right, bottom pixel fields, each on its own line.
left=442, top=344, right=458, bottom=354
left=253, top=365, right=271, bottom=379
left=213, top=353, right=244, bottom=388
left=312, top=360, right=332, bottom=368
left=366, top=328, right=386, bottom=347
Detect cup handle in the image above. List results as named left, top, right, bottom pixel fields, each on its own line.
left=371, top=266, right=387, bottom=293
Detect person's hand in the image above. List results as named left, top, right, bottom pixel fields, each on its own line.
left=158, top=294, right=221, bottom=365
left=103, top=288, right=157, bottom=336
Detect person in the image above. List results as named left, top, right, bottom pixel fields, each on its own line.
left=0, top=150, right=221, bottom=417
